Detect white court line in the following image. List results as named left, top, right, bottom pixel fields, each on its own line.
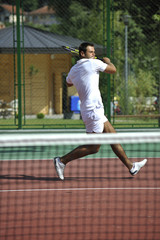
left=0, top=187, right=160, bottom=193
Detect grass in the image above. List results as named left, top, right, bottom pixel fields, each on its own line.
left=0, top=118, right=85, bottom=129
left=0, top=116, right=160, bottom=129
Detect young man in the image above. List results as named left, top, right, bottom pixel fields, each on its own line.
left=54, top=42, right=147, bottom=180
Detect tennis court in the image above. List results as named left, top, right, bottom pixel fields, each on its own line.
left=0, top=133, right=160, bottom=240
left=1, top=1, right=159, bottom=239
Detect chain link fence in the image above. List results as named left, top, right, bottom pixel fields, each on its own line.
left=112, top=0, right=160, bottom=128
left=0, top=0, right=159, bottom=129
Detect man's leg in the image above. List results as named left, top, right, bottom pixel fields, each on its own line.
left=54, top=144, right=100, bottom=180
left=103, top=121, right=133, bottom=170
left=61, top=144, right=101, bottom=165
left=103, top=121, right=147, bottom=175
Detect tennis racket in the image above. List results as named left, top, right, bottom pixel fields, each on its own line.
left=62, top=46, right=79, bottom=55
left=62, top=46, right=102, bottom=60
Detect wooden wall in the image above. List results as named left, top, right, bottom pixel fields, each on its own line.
left=0, top=54, right=14, bottom=103
left=0, top=53, right=77, bottom=115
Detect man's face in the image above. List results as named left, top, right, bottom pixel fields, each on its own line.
left=82, top=46, right=96, bottom=59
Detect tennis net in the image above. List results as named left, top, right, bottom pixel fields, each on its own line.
left=0, top=132, right=160, bottom=240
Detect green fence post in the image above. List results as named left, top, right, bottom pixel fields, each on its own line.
left=106, top=0, right=111, bottom=122
left=16, top=0, right=22, bottom=129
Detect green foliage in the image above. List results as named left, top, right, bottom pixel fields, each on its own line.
left=49, top=0, right=104, bottom=44
left=23, top=0, right=38, bottom=11
left=0, top=0, right=39, bottom=11
left=47, top=1, right=160, bottom=113
left=130, top=69, right=157, bottom=97
left=153, top=14, right=160, bottom=22
left=37, top=113, right=45, bottom=119
left=29, top=65, right=39, bottom=77
left=119, top=69, right=158, bottom=114
left=64, top=2, right=89, bottom=37
left=28, top=0, right=159, bottom=116
left=0, top=0, right=12, bottom=3
left=111, top=5, right=159, bottom=115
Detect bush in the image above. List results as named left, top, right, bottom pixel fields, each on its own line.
left=37, top=113, right=45, bottom=119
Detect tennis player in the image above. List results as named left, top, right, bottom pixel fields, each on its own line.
left=54, top=42, right=147, bottom=180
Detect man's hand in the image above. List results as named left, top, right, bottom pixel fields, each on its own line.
left=103, top=57, right=116, bottom=74
left=67, top=82, right=73, bottom=87
left=102, top=57, right=111, bottom=64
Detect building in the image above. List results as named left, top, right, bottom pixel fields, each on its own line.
left=0, top=4, right=25, bottom=24
left=0, top=25, right=103, bottom=116
left=26, top=5, right=58, bottom=26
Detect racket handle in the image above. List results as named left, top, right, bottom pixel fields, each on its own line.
left=95, top=57, right=103, bottom=61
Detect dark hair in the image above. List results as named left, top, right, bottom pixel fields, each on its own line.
left=79, top=42, right=94, bottom=57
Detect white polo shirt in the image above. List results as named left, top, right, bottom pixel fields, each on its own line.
left=66, top=58, right=107, bottom=114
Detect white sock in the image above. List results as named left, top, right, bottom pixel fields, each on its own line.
left=58, top=158, right=65, bottom=166
left=130, top=163, right=135, bottom=173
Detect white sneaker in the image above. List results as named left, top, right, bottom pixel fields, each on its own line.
left=130, top=159, right=147, bottom=176
left=54, top=157, right=65, bottom=180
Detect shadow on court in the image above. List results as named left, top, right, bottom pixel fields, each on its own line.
left=0, top=174, right=135, bottom=181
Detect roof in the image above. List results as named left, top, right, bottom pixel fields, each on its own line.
left=0, top=25, right=103, bottom=55
left=29, top=6, right=55, bottom=15
left=0, top=4, right=23, bottom=14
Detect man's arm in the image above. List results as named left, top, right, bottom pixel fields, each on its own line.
left=67, top=82, right=73, bottom=87
left=103, top=57, right=116, bottom=74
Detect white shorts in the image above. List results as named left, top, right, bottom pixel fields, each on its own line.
left=81, top=107, right=108, bottom=133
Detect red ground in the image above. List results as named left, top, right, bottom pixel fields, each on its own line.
left=0, top=158, right=160, bottom=240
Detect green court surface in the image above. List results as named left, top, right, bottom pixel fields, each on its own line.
left=0, top=142, right=159, bottom=161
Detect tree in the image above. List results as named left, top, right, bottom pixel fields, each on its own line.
left=0, top=0, right=12, bottom=3
left=0, top=0, right=39, bottom=11
left=112, top=1, right=159, bottom=114
left=48, top=0, right=104, bottom=44
left=48, top=0, right=159, bottom=115
left=23, top=0, right=38, bottom=11
left=128, top=69, right=157, bottom=114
